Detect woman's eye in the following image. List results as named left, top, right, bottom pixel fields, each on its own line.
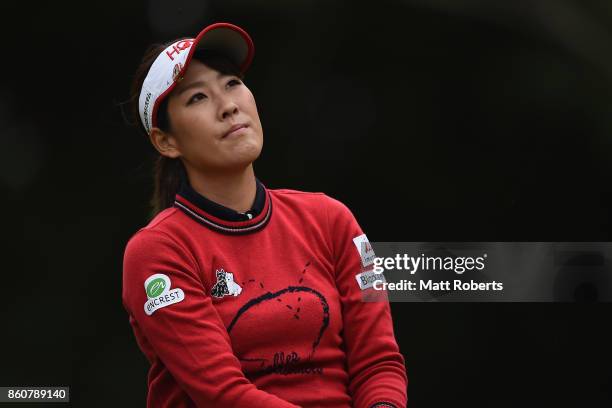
left=188, top=92, right=206, bottom=104
left=227, top=78, right=242, bottom=87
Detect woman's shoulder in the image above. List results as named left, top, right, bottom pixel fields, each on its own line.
left=124, top=207, right=184, bottom=252
left=269, top=187, right=331, bottom=206
left=268, top=187, right=352, bottom=216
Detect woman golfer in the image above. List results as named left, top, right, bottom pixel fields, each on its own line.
left=122, top=22, right=408, bottom=408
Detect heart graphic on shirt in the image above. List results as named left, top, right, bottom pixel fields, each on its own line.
left=227, top=286, right=329, bottom=376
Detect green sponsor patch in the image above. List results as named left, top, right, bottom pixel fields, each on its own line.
left=146, top=278, right=166, bottom=298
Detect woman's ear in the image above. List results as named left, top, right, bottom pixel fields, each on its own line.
left=149, top=127, right=181, bottom=159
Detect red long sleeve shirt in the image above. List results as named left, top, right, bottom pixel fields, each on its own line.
left=122, top=179, right=408, bottom=407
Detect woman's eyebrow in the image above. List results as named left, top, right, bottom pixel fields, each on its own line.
left=177, top=80, right=207, bottom=96
left=176, top=73, right=229, bottom=96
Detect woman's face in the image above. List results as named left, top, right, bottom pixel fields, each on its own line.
left=160, top=59, right=263, bottom=173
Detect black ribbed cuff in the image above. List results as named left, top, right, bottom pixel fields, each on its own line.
left=370, top=402, right=398, bottom=408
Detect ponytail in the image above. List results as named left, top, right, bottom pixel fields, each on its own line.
left=151, top=156, right=185, bottom=218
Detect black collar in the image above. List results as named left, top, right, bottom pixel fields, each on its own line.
left=173, top=175, right=272, bottom=235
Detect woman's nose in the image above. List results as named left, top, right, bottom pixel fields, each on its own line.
left=219, top=98, right=239, bottom=120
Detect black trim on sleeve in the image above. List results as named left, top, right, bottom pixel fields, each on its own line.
left=370, top=403, right=398, bottom=408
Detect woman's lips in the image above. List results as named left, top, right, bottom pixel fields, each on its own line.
left=223, top=124, right=248, bottom=138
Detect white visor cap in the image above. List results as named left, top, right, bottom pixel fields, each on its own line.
left=138, top=22, right=254, bottom=135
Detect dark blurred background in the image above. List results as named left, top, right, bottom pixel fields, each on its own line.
left=2, top=0, right=612, bottom=406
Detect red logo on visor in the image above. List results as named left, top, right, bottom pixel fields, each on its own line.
left=166, top=40, right=193, bottom=61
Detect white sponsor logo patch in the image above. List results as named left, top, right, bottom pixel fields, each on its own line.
left=355, top=269, right=386, bottom=290
left=352, top=234, right=376, bottom=267
left=143, top=274, right=185, bottom=316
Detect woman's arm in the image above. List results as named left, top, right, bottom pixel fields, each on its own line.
left=122, top=229, right=301, bottom=408
left=325, top=196, right=408, bottom=408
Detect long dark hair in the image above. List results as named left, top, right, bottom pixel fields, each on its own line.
left=128, top=42, right=244, bottom=217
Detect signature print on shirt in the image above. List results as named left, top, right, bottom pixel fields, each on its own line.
left=223, top=261, right=329, bottom=376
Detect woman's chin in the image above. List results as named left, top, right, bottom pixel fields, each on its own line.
left=229, top=140, right=263, bottom=163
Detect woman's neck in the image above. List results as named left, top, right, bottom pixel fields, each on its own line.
left=185, top=165, right=257, bottom=214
